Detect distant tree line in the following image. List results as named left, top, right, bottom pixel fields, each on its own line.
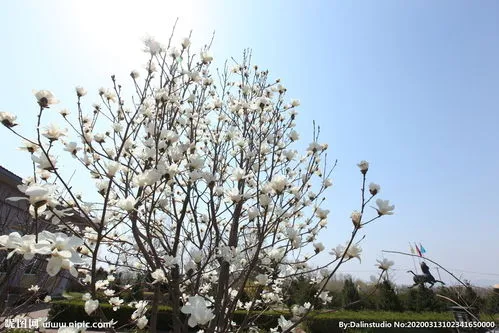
left=282, top=275, right=499, bottom=314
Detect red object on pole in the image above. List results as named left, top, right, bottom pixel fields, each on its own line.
left=414, top=243, right=422, bottom=257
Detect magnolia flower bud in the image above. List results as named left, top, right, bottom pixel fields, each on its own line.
left=357, top=160, right=369, bottom=174
left=0, top=112, right=18, bottom=128
left=75, top=86, right=87, bottom=97
left=369, top=182, right=380, bottom=196
left=351, top=211, right=362, bottom=229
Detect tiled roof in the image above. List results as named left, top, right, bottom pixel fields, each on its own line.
left=0, top=165, right=22, bottom=183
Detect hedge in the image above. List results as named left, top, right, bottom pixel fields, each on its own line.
left=49, top=300, right=483, bottom=332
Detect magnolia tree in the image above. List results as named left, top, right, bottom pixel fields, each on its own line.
left=0, top=33, right=394, bottom=333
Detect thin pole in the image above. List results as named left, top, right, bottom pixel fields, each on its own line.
left=409, top=242, right=418, bottom=273
left=436, top=266, right=442, bottom=281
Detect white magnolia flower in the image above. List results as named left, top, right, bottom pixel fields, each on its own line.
left=259, top=194, right=271, bottom=207
left=32, top=153, right=56, bottom=171
left=231, top=167, right=246, bottom=181
left=188, top=155, right=205, bottom=171
left=106, top=161, right=121, bottom=177
left=357, top=160, right=369, bottom=173
left=63, top=142, right=80, bottom=156
left=200, top=51, right=213, bottom=64
left=59, top=108, right=70, bottom=117
left=270, top=175, right=288, bottom=194
left=329, top=244, right=344, bottom=259
left=144, top=37, right=162, bottom=55
left=117, top=196, right=136, bottom=212
left=346, top=244, right=362, bottom=262
left=291, top=304, right=305, bottom=317
left=28, top=285, right=40, bottom=292
left=0, top=111, right=18, bottom=127
left=0, top=232, right=38, bottom=260
left=247, top=207, right=260, bottom=220
left=350, top=211, right=362, bottom=228
left=255, top=274, right=270, bottom=285
left=290, top=99, right=301, bottom=107
left=286, top=227, right=301, bottom=248
left=19, top=140, right=39, bottom=153
left=75, top=86, right=87, bottom=97
left=318, top=291, right=332, bottom=304
left=191, top=249, right=203, bottom=264
left=375, top=199, right=395, bottom=216
left=84, top=299, right=99, bottom=315
left=104, top=90, right=117, bottom=103
left=44, top=295, right=52, bottom=303
left=93, top=133, right=106, bottom=144
left=131, top=300, right=149, bottom=320
left=37, top=231, right=84, bottom=277
left=33, top=90, right=59, bottom=108
left=104, top=289, right=115, bottom=296
left=225, top=188, right=242, bottom=202
left=137, top=316, right=148, bottom=329
left=151, top=269, right=167, bottom=284
left=109, top=297, right=124, bottom=311
left=288, top=130, right=300, bottom=141
left=130, top=70, right=140, bottom=79
left=181, top=295, right=215, bottom=327
left=313, top=242, right=325, bottom=254
left=369, top=182, right=380, bottom=196
left=113, top=123, right=123, bottom=133
left=277, top=315, right=293, bottom=331
left=323, top=178, right=333, bottom=188
left=163, top=255, right=178, bottom=268
left=307, top=142, right=327, bottom=154
left=9, top=183, right=55, bottom=209
left=376, top=258, right=394, bottom=271
left=181, top=37, right=191, bottom=49
left=95, top=279, right=110, bottom=290
left=315, top=208, right=329, bottom=220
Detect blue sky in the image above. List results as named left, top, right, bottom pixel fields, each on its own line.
left=1, top=1, right=498, bottom=287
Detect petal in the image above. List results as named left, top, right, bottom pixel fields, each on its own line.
left=187, top=315, right=197, bottom=328
left=0, top=235, right=9, bottom=246
left=33, top=243, right=52, bottom=255
left=69, top=265, right=78, bottom=277
left=25, top=186, right=49, bottom=197
left=46, top=257, right=62, bottom=276
left=57, top=250, right=73, bottom=259
left=7, top=250, right=17, bottom=259
left=180, top=305, right=192, bottom=314
left=67, top=236, right=84, bottom=248
left=6, top=196, right=29, bottom=202
left=23, top=252, right=35, bottom=260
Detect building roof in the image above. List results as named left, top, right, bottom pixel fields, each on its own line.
left=0, top=165, right=23, bottom=187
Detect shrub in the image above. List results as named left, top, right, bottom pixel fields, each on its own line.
left=342, top=278, right=362, bottom=310
left=377, top=280, right=403, bottom=312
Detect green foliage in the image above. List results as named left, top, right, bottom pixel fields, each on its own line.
left=461, top=283, right=485, bottom=311
left=342, top=277, right=361, bottom=310
left=485, top=289, right=499, bottom=314
left=325, top=289, right=344, bottom=309
left=405, top=285, right=440, bottom=312
left=283, top=276, right=319, bottom=308
left=377, top=280, right=403, bottom=312
left=50, top=300, right=142, bottom=329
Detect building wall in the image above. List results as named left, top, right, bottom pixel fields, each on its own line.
left=0, top=166, right=70, bottom=295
